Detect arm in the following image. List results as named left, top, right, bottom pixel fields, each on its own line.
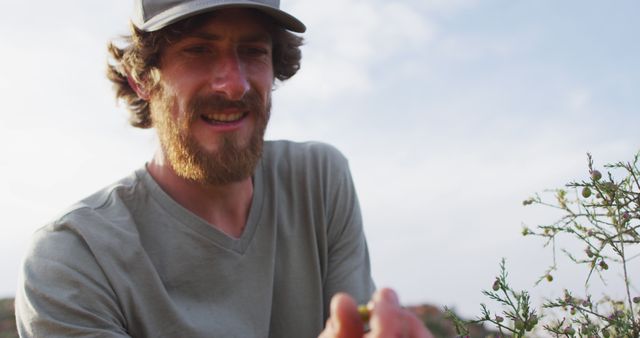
left=315, top=146, right=431, bottom=337
left=15, top=225, right=130, bottom=337
left=322, top=150, right=376, bottom=316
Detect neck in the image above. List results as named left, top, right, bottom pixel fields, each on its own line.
left=147, top=150, right=254, bottom=238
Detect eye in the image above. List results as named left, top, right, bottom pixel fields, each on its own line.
left=183, top=45, right=212, bottom=55
left=240, top=46, right=270, bottom=58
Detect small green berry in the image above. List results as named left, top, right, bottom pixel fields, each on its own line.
left=591, top=170, right=602, bottom=181
left=581, top=186, right=592, bottom=198
left=633, top=296, right=640, bottom=304
left=546, top=274, right=553, bottom=282
left=602, top=329, right=611, bottom=338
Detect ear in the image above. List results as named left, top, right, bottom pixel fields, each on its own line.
left=127, top=74, right=150, bottom=101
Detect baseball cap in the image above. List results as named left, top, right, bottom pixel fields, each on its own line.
left=133, top=0, right=306, bottom=33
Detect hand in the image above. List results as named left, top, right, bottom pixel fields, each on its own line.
left=318, top=288, right=434, bottom=338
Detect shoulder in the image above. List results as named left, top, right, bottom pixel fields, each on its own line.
left=18, top=171, right=150, bottom=308
left=263, top=140, right=350, bottom=173
left=28, top=170, right=148, bottom=261
left=68, top=170, right=144, bottom=216
left=58, top=170, right=145, bottom=225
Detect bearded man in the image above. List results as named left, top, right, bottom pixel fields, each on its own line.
left=15, top=1, right=432, bottom=337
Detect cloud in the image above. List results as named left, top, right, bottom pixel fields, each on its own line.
left=282, top=0, right=435, bottom=102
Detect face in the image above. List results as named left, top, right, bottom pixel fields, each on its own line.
left=149, top=9, right=275, bottom=185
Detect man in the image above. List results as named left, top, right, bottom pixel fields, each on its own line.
left=16, top=1, right=432, bottom=337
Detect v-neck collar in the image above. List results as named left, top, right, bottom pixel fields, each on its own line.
left=136, top=159, right=265, bottom=255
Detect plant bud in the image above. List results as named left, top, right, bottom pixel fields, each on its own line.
left=357, top=305, right=370, bottom=322
left=546, top=274, right=553, bottom=282
left=622, top=211, right=630, bottom=222
left=633, top=296, right=640, bottom=304
left=525, top=322, right=534, bottom=331
left=514, top=318, right=525, bottom=330
left=602, top=329, right=610, bottom=338
left=585, top=247, right=594, bottom=258
left=564, top=291, right=573, bottom=304
left=495, top=315, right=504, bottom=323
left=602, top=182, right=617, bottom=195
left=564, top=326, right=576, bottom=335
left=492, top=279, right=500, bottom=291
left=591, top=170, right=602, bottom=181
left=570, top=307, right=576, bottom=315
left=581, top=186, right=592, bottom=198
left=599, top=260, right=609, bottom=270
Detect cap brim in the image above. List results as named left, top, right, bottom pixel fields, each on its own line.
left=138, top=1, right=306, bottom=33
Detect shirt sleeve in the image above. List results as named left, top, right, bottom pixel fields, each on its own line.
left=15, top=223, right=131, bottom=338
left=321, top=149, right=376, bottom=316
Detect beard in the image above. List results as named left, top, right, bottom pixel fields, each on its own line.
left=150, top=86, right=270, bottom=186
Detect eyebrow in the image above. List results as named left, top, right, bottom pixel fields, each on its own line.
left=186, top=32, right=272, bottom=44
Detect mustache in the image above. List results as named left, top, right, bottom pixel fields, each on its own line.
left=188, top=91, right=264, bottom=117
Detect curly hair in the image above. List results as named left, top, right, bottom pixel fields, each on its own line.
left=106, top=11, right=304, bottom=129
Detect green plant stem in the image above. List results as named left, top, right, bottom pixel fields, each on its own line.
left=619, top=233, right=638, bottom=336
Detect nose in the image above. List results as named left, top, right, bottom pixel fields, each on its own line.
left=210, top=52, right=250, bottom=101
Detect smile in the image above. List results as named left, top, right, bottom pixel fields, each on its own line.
left=201, top=112, right=248, bottom=124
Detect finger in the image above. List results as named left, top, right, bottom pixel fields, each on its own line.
left=372, top=288, right=400, bottom=306
left=317, top=319, right=336, bottom=338
left=367, top=289, right=434, bottom=338
left=403, top=309, right=434, bottom=338
left=367, top=289, right=404, bottom=337
left=328, top=293, right=365, bottom=338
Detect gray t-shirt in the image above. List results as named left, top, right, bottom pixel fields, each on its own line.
left=16, top=140, right=375, bottom=337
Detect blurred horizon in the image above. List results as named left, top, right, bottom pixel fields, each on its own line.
left=2, top=0, right=639, bottom=319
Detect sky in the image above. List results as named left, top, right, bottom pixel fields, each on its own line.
left=2, top=0, right=639, bottom=321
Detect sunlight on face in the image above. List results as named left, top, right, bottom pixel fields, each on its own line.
left=149, top=9, right=275, bottom=185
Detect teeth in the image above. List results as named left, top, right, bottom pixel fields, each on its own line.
left=203, top=112, right=244, bottom=123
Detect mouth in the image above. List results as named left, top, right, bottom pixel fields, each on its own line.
left=200, top=111, right=248, bottom=125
